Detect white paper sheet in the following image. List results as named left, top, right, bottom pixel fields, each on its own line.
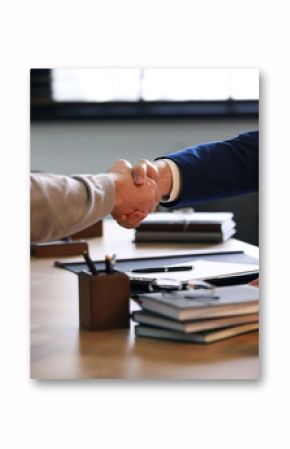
left=127, top=259, right=259, bottom=282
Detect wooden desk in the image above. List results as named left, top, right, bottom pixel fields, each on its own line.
left=30, top=219, right=259, bottom=379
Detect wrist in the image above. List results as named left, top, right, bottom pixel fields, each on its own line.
left=153, top=160, right=172, bottom=198
left=107, top=172, right=122, bottom=212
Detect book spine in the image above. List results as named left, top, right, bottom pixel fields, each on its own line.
left=137, top=219, right=236, bottom=233
left=138, top=223, right=225, bottom=232
left=135, top=232, right=226, bottom=242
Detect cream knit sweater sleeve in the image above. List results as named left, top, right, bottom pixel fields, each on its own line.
left=30, top=172, right=115, bottom=242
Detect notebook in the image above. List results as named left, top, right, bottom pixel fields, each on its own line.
left=132, top=310, right=259, bottom=333
left=136, top=285, right=259, bottom=321
left=136, top=212, right=234, bottom=231
left=135, top=322, right=259, bottom=344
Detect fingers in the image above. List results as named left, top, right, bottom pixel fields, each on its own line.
left=154, top=179, right=162, bottom=205
left=109, top=158, right=161, bottom=229
left=112, top=176, right=160, bottom=227
left=112, top=211, right=147, bottom=229
left=108, top=159, right=132, bottom=174
left=132, top=159, right=158, bottom=185
left=143, top=177, right=161, bottom=212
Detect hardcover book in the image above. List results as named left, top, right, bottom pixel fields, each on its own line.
left=135, top=322, right=259, bottom=344
left=136, top=285, right=259, bottom=321
left=132, top=310, right=259, bottom=333
left=135, top=212, right=236, bottom=243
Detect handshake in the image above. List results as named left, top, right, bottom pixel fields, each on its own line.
left=107, top=159, right=173, bottom=229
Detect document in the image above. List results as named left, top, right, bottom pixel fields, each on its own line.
left=127, top=259, right=259, bottom=282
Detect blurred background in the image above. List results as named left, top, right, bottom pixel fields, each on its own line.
left=30, top=68, right=259, bottom=245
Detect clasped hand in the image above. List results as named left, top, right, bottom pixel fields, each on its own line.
left=107, top=159, right=161, bottom=228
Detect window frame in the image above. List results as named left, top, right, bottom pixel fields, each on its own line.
left=30, top=69, right=259, bottom=121
left=31, top=99, right=258, bottom=121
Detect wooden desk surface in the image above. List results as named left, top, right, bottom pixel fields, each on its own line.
left=30, top=219, right=259, bottom=380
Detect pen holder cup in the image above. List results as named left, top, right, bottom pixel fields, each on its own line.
left=78, top=270, right=130, bottom=331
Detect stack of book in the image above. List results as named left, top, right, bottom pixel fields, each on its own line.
left=133, top=285, right=259, bottom=344
left=135, top=212, right=236, bottom=243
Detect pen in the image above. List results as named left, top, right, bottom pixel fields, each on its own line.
left=83, top=250, right=98, bottom=275
left=132, top=265, right=193, bottom=273
left=105, top=254, right=116, bottom=273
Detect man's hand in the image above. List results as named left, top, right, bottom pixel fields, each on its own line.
left=107, top=159, right=161, bottom=228
left=132, top=159, right=173, bottom=199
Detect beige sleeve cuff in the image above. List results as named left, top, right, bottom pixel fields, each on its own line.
left=161, top=159, right=181, bottom=202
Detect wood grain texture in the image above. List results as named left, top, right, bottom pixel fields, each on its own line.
left=30, top=219, right=259, bottom=379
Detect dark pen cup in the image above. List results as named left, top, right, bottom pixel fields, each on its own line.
left=78, top=270, right=130, bottom=331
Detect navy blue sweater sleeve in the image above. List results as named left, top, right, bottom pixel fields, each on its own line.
left=159, top=131, right=258, bottom=207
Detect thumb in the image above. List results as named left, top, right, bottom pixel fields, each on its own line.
left=132, top=159, right=158, bottom=185
left=132, top=160, right=147, bottom=185
left=145, top=162, right=158, bottom=182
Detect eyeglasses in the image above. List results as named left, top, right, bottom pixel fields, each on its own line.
left=148, top=277, right=218, bottom=300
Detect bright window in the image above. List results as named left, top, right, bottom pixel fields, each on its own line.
left=52, top=68, right=259, bottom=102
